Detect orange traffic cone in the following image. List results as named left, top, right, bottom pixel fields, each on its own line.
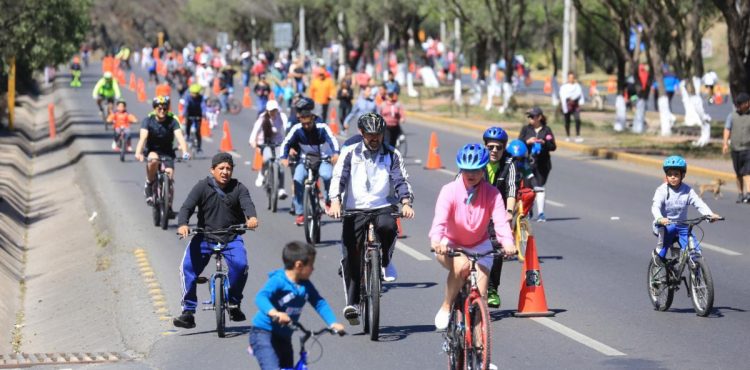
left=328, top=109, right=340, bottom=135
left=129, top=73, right=136, bottom=91
left=213, top=78, right=221, bottom=95
left=117, top=70, right=125, bottom=85
left=714, top=85, right=724, bottom=105
left=219, top=120, right=234, bottom=152
left=243, top=87, right=252, bottom=108
left=607, top=76, right=617, bottom=94
left=252, top=147, right=263, bottom=171
left=589, top=80, right=598, bottom=96
left=200, top=118, right=211, bottom=138
left=424, top=132, right=443, bottom=170
left=543, top=77, right=552, bottom=94
left=513, top=236, right=554, bottom=317
left=471, top=65, right=478, bottom=80
left=329, top=106, right=338, bottom=123
left=396, top=218, right=404, bottom=238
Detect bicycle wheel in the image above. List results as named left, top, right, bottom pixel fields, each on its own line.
left=270, top=164, right=279, bottom=213
left=367, top=249, right=381, bottom=341
left=119, top=134, right=126, bottom=162
left=515, top=219, right=529, bottom=262
left=215, top=275, right=226, bottom=338
left=264, top=167, right=273, bottom=210
left=464, top=295, right=491, bottom=370
left=447, top=305, right=465, bottom=370
left=160, top=176, right=171, bottom=230
left=303, top=186, right=314, bottom=245
left=646, top=258, right=673, bottom=311
left=396, top=135, right=408, bottom=158
left=689, top=257, right=714, bottom=317
left=312, top=186, right=321, bottom=244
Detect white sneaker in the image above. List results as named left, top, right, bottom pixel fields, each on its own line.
left=564, top=137, right=571, bottom=142
left=575, top=136, right=584, bottom=143
left=343, top=305, right=360, bottom=326
left=434, top=308, right=450, bottom=331
left=278, top=188, right=288, bottom=200
left=382, top=263, right=397, bottom=282
left=111, top=142, right=117, bottom=150
left=254, top=173, right=265, bottom=188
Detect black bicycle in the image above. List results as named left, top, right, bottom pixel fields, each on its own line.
left=647, top=215, right=724, bottom=317
left=206, top=90, right=242, bottom=115
left=259, top=143, right=282, bottom=213
left=185, top=116, right=202, bottom=158
left=182, top=225, right=249, bottom=338
left=302, top=154, right=329, bottom=246
left=97, top=97, right=114, bottom=131
left=148, top=156, right=174, bottom=230
left=342, top=209, right=400, bottom=341
left=116, top=129, right=128, bottom=162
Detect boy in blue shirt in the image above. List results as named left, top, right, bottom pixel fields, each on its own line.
left=249, top=241, right=345, bottom=369
left=651, top=156, right=721, bottom=265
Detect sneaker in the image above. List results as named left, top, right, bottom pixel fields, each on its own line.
left=574, top=136, right=584, bottom=143
left=229, top=307, right=246, bottom=322
left=564, top=137, right=571, bottom=142
left=743, top=195, right=750, bottom=204
left=295, top=215, right=304, bottom=226
left=343, top=305, right=360, bottom=326
left=173, top=310, right=196, bottom=329
left=168, top=209, right=177, bottom=219
left=651, top=250, right=666, bottom=267
left=434, top=308, right=450, bottom=331
left=127, top=145, right=133, bottom=152
left=144, top=181, right=154, bottom=205
left=111, top=142, right=117, bottom=150
left=255, top=173, right=265, bottom=188
left=278, top=189, right=288, bottom=200
left=737, top=194, right=745, bottom=204
left=487, top=288, right=501, bottom=308
left=382, top=263, right=398, bottom=282
left=535, top=213, right=546, bottom=222
left=288, top=207, right=296, bottom=215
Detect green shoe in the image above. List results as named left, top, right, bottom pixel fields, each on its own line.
left=487, top=288, right=501, bottom=308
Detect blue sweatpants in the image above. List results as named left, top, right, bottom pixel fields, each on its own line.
left=180, top=234, right=248, bottom=311
left=655, top=224, right=701, bottom=258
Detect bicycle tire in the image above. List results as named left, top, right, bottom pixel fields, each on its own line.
left=646, top=258, right=673, bottom=311
left=160, top=176, right=170, bottom=230
left=152, top=200, right=161, bottom=227
left=303, top=186, right=314, bottom=245
left=270, top=164, right=279, bottom=212
left=119, top=134, right=126, bottom=162
left=464, top=295, right=491, bottom=370
left=515, top=219, right=529, bottom=262
left=264, top=167, right=273, bottom=210
left=447, top=305, right=465, bottom=370
left=396, top=135, right=408, bottom=158
left=215, top=275, right=226, bottom=338
left=367, top=249, right=381, bottom=341
left=312, top=186, right=321, bottom=244
left=689, top=257, right=714, bottom=317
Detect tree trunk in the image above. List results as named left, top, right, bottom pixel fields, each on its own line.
left=713, top=0, right=750, bottom=100
left=689, top=0, right=704, bottom=77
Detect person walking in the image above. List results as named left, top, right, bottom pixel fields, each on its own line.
left=722, top=92, right=750, bottom=203
left=518, top=107, right=557, bottom=222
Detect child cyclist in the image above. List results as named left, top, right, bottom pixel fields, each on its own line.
left=106, top=99, right=137, bottom=151
left=651, top=156, right=721, bottom=265
left=430, top=144, right=516, bottom=330
left=249, top=241, right=345, bottom=370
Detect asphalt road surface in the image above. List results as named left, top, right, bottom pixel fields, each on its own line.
left=51, top=63, right=749, bottom=369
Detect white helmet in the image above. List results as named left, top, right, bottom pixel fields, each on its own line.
left=103, top=71, right=113, bottom=79
left=241, top=51, right=251, bottom=59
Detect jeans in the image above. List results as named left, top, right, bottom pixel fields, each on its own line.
left=292, top=161, right=332, bottom=215
left=180, top=234, right=248, bottom=311
left=248, top=328, right=294, bottom=370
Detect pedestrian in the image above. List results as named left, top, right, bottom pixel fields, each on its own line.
left=722, top=92, right=750, bottom=203
left=702, top=70, right=719, bottom=104
left=337, top=79, right=354, bottom=130
left=518, top=107, right=557, bottom=222
left=309, top=68, right=335, bottom=123
left=559, top=72, right=585, bottom=142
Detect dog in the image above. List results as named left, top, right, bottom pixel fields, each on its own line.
left=697, top=179, right=726, bottom=199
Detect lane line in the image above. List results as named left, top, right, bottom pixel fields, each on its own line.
left=531, top=318, right=626, bottom=357
left=396, top=241, right=431, bottom=261
left=228, top=150, right=242, bottom=158
left=437, top=168, right=457, bottom=176
left=547, top=200, right=566, bottom=208
left=701, top=242, right=742, bottom=256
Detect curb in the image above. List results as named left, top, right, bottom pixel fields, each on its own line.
left=406, top=110, right=736, bottom=183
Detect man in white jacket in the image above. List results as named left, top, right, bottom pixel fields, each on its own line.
left=559, top=72, right=585, bottom=142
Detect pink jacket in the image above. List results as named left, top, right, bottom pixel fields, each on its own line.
left=429, top=177, right=514, bottom=248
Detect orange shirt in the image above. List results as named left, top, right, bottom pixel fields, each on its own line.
left=108, top=112, right=136, bottom=129
left=309, top=76, right=335, bottom=105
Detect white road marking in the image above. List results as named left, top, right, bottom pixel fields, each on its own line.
left=396, top=241, right=431, bottom=261
left=701, top=242, right=742, bottom=256
left=531, top=317, right=626, bottom=357
left=228, top=151, right=242, bottom=158
left=437, top=168, right=457, bottom=176
left=203, top=137, right=214, bottom=143
left=546, top=200, right=566, bottom=208
left=610, top=216, right=620, bottom=221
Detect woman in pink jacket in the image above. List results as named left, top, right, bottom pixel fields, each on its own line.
left=429, top=143, right=516, bottom=330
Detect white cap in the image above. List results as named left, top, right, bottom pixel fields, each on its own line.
left=266, top=100, right=279, bottom=111
left=103, top=71, right=112, bottom=79
left=241, top=51, right=251, bottom=59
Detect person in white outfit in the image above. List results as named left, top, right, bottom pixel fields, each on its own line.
left=680, top=80, right=712, bottom=147
left=559, top=72, right=585, bottom=142
left=702, top=70, right=718, bottom=104
left=249, top=100, right=289, bottom=200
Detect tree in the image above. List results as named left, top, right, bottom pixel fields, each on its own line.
left=712, top=0, right=750, bottom=99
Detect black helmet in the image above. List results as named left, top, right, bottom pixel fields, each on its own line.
left=294, top=97, right=315, bottom=115
left=152, top=95, right=170, bottom=108
left=357, top=113, right=386, bottom=134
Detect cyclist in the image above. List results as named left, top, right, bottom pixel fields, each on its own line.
left=106, top=99, right=137, bottom=151
left=519, top=106, right=556, bottom=222
left=651, top=156, right=721, bottom=266
left=343, top=85, right=377, bottom=132
left=181, top=83, right=206, bottom=153
left=70, top=56, right=82, bottom=88
left=92, top=71, right=121, bottom=118
left=249, top=241, right=345, bottom=369
left=174, top=152, right=259, bottom=328
left=378, top=91, right=406, bottom=148
left=134, top=96, right=190, bottom=208
left=280, top=97, right=340, bottom=226
left=249, top=99, right=289, bottom=201
left=254, top=73, right=272, bottom=114
left=328, top=113, right=415, bottom=325
left=430, top=144, right=516, bottom=330
left=481, top=127, right=517, bottom=309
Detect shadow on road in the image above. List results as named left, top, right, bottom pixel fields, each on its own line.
left=179, top=325, right=252, bottom=338
left=667, top=306, right=746, bottom=318
left=544, top=217, right=581, bottom=222
left=382, top=281, right=437, bottom=293
left=376, top=324, right=437, bottom=342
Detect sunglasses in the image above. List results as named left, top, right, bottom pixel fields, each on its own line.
left=155, top=106, right=168, bottom=111
left=486, top=144, right=503, bottom=152
left=527, top=114, right=539, bottom=118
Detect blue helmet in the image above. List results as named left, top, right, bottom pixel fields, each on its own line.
left=456, top=143, right=490, bottom=170
left=506, top=139, right=527, bottom=158
left=663, top=155, right=687, bottom=173
left=483, top=126, right=508, bottom=143
left=531, top=142, right=542, bottom=156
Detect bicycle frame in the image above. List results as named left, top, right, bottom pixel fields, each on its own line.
left=203, top=244, right=230, bottom=311
left=513, top=201, right=531, bottom=262
left=282, top=322, right=343, bottom=370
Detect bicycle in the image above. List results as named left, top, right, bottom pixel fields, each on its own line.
left=395, top=132, right=408, bottom=158
left=148, top=156, right=175, bottom=230
left=436, top=248, right=499, bottom=370
left=258, top=143, right=282, bottom=213
left=98, top=98, right=114, bottom=131
left=302, top=154, right=330, bottom=247
left=512, top=200, right=532, bottom=262
left=647, top=215, right=725, bottom=317
left=182, top=224, right=249, bottom=338
left=206, top=89, right=242, bottom=115
left=281, top=322, right=345, bottom=370
left=185, top=116, right=202, bottom=158
left=342, top=209, right=401, bottom=341
left=116, top=128, right=128, bottom=162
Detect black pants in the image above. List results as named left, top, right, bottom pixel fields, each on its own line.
left=489, top=252, right=504, bottom=291
left=341, top=208, right=397, bottom=306
left=184, top=117, right=202, bottom=149
left=339, top=102, right=352, bottom=127
left=563, top=110, right=581, bottom=137
left=321, top=104, right=329, bottom=123
left=384, top=125, right=402, bottom=148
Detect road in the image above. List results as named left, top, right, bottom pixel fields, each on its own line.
left=47, top=63, right=750, bottom=369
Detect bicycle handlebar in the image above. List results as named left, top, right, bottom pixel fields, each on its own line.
left=430, top=247, right=500, bottom=259
left=291, top=322, right=346, bottom=337
left=670, top=215, right=725, bottom=226
left=178, top=224, right=252, bottom=237
left=341, top=209, right=402, bottom=218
